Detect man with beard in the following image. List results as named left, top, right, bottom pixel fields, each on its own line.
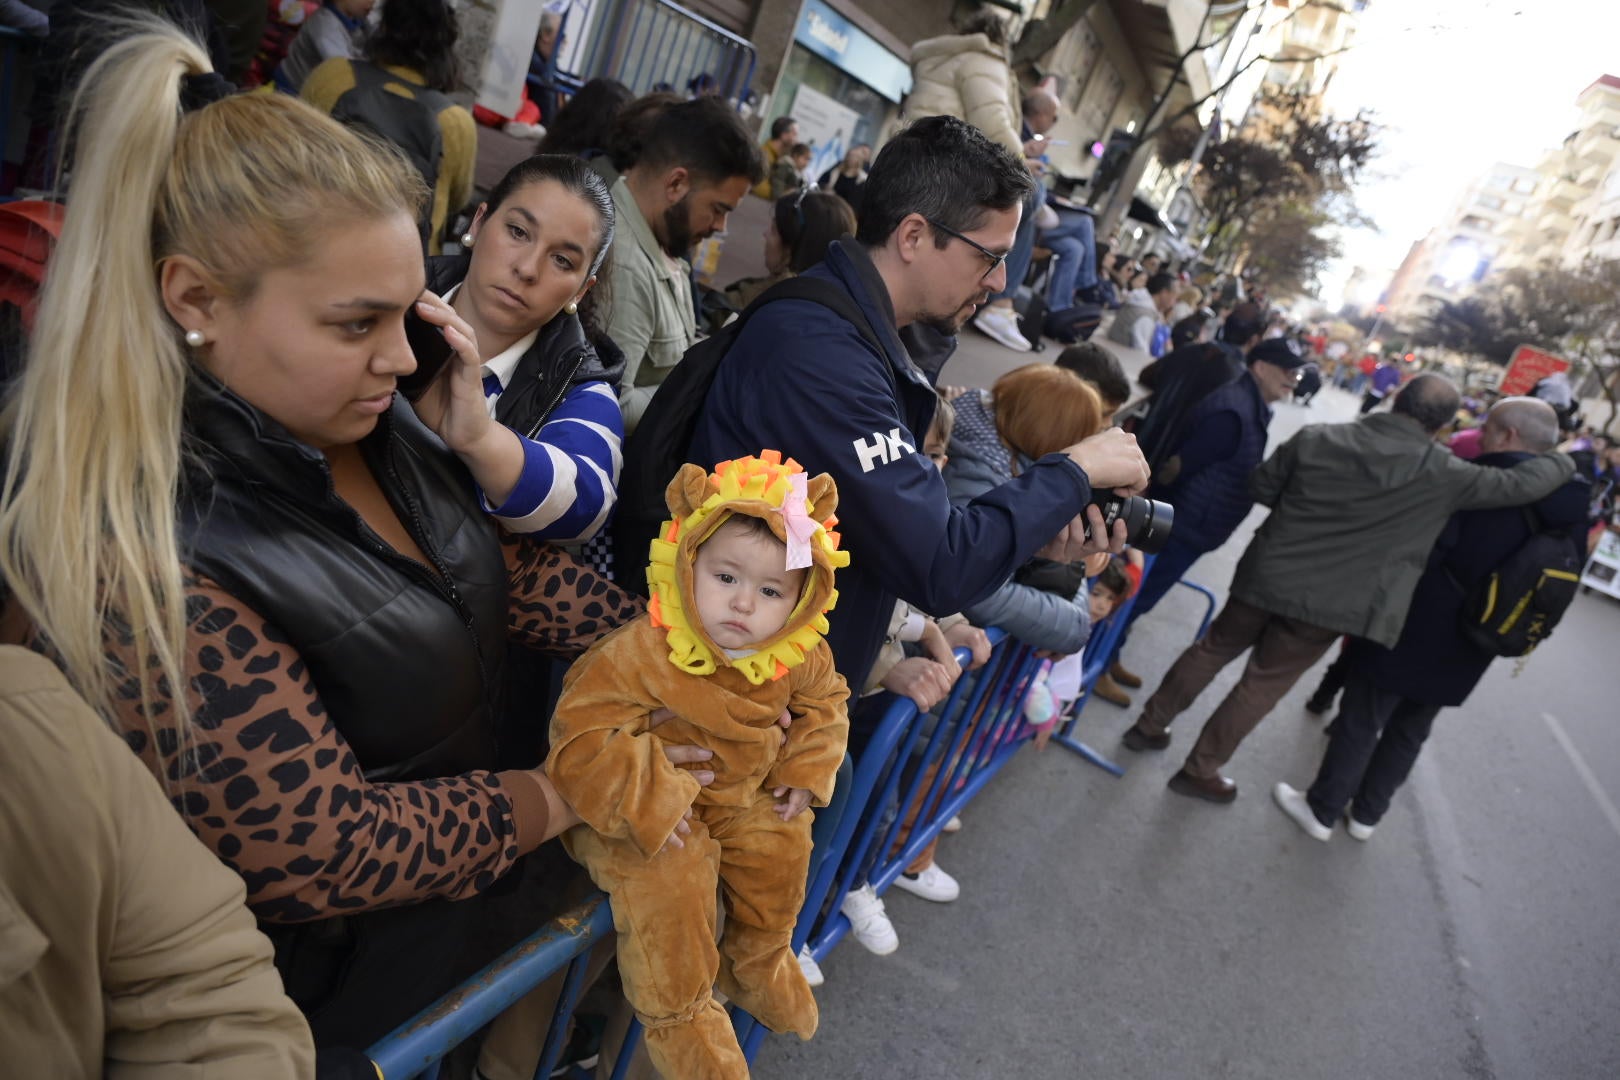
left=687, top=115, right=1151, bottom=697
left=606, top=96, right=763, bottom=433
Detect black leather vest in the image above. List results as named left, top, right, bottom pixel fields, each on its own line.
left=179, top=379, right=508, bottom=781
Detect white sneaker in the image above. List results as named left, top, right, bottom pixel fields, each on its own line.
left=892, top=862, right=960, bottom=903
left=797, top=944, right=824, bottom=988
left=1273, top=782, right=1331, bottom=842
left=839, top=884, right=899, bottom=955
left=942, top=814, right=963, bottom=834
left=972, top=305, right=1033, bottom=351
left=1344, top=807, right=1376, bottom=842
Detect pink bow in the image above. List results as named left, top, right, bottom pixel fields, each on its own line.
left=777, top=473, right=818, bottom=571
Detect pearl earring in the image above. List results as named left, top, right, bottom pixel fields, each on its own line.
left=184, top=329, right=206, bottom=347
left=461, top=232, right=475, bottom=247
left=565, top=301, right=578, bottom=315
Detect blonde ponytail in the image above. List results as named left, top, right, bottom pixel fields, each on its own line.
left=0, top=19, right=426, bottom=746
left=1, top=22, right=206, bottom=733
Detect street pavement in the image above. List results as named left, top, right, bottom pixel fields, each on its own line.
left=755, top=331, right=1620, bottom=1079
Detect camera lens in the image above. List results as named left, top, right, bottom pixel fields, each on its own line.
left=1087, top=494, right=1174, bottom=554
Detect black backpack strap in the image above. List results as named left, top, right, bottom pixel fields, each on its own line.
left=737, top=276, right=885, bottom=358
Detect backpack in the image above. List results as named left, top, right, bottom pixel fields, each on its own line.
left=1452, top=507, right=1583, bottom=658
left=611, top=276, right=884, bottom=596
left=1013, top=288, right=1048, bottom=353
left=330, top=63, right=449, bottom=246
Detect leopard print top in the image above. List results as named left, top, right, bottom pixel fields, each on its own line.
left=100, top=537, right=640, bottom=924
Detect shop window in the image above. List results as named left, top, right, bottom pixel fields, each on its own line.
left=1049, top=21, right=1100, bottom=114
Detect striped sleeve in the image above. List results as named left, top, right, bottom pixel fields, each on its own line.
left=484, top=380, right=623, bottom=541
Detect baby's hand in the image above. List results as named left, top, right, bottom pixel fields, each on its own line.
left=772, top=785, right=813, bottom=821
left=660, top=808, right=696, bottom=854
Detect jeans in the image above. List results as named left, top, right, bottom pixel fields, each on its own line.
left=1040, top=208, right=1098, bottom=311
left=1306, top=675, right=1442, bottom=827
left=992, top=186, right=1043, bottom=302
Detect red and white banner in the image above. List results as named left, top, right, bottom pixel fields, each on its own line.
left=1499, top=345, right=1571, bottom=396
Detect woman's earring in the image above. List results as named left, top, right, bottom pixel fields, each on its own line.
left=461, top=232, right=475, bottom=247
left=184, top=329, right=206, bottom=348
left=565, top=301, right=578, bottom=315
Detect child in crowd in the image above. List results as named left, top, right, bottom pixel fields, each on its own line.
left=1056, top=342, right=1132, bottom=425
left=769, top=141, right=813, bottom=196
left=274, top=0, right=373, bottom=93
left=547, top=453, right=851, bottom=1080
left=1088, top=557, right=1134, bottom=625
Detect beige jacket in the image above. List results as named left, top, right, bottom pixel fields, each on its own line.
left=607, top=175, right=701, bottom=435
left=0, top=648, right=314, bottom=1078
left=905, top=33, right=1024, bottom=156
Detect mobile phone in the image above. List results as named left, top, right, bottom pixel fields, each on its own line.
left=397, top=307, right=456, bottom=401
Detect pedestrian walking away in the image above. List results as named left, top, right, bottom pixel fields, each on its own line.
left=1273, top=398, right=1590, bottom=840
left=1123, top=375, right=1576, bottom=803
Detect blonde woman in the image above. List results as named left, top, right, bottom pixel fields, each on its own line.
left=1169, top=285, right=1204, bottom=325
left=0, top=22, right=711, bottom=1051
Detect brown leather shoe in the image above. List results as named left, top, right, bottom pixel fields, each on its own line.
left=1109, top=661, right=1143, bottom=689
left=1167, top=769, right=1238, bottom=804
left=1092, top=673, right=1133, bottom=707
left=1121, top=724, right=1170, bottom=752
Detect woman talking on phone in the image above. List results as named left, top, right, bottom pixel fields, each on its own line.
left=412, top=154, right=625, bottom=541
left=0, top=22, right=707, bottom=1052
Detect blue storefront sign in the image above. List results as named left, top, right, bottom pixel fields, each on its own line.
left=792, top=0, right=912, bottom=103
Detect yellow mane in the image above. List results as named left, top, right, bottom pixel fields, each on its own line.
left=646, top=452, right=849, bottom=685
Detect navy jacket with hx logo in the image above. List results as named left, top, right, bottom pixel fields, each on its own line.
left=690, top=239, right=1092, bottom=702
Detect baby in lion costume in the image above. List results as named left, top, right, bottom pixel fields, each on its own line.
left=547, top=452, right=851, bottom=1078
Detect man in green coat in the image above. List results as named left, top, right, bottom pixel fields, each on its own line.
left=1123, top=374, right=1575, bottom=803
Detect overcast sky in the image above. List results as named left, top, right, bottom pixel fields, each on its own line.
left=1319, top=0, right=1620, bottom=307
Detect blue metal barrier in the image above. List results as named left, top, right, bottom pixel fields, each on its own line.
left=367, top=894, right=613, bottom=1080
left=788, top=633, right=1037, bottom=966
left=1053, top=555, right=1220, bottom=770
left=567, top=0, right=756, bottom=105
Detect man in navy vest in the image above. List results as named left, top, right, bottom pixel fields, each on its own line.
left=1272, top=397, right=1588, bottom=841
left=1110, top=338, right=1305, bottom=718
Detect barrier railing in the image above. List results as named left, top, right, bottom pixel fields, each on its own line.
left=566, top=0, right=757, bottom=105
left=1050, top=552, right=1217, bottom=770
left=367, top=571, right=1214, bottom=1075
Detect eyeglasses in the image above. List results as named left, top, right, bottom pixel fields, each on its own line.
left=924, top=218, right=1008, bottom=281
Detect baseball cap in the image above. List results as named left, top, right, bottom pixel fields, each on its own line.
left=1247, top=338, right=1306, bottom=370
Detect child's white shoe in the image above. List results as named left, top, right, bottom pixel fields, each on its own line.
left=797, top=944, right=824, bottom=987
left=892, top=862, right=960, bottom=903
left=839, top=884, right=899, bottom=955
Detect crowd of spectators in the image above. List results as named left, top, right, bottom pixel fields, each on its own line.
left=0, top=8, right=1608, bottom=1080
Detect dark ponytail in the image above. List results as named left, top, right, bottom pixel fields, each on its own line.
left=773, top=190, right=856, bottom=274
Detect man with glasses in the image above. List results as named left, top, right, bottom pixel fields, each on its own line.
left=688, top=113, right=1149, bottom=705
left=685, top=115, right=1147, bottom=951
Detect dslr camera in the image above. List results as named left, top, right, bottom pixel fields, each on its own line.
left=1085, top=492, right=1173, bottom=553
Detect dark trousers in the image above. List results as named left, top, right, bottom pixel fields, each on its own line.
left=1359, top=391, right=1383, bottom=414
left=1306, top=673, right=1443, bottom=827
left=1108, top=535, right=1209, bottom=669
left=1137, top=597, right=1339, bottom=778
left=1307, top=641, right=1351, bottom=708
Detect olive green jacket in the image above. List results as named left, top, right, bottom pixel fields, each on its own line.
left=1231, top=412, right=1575, bottom=648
